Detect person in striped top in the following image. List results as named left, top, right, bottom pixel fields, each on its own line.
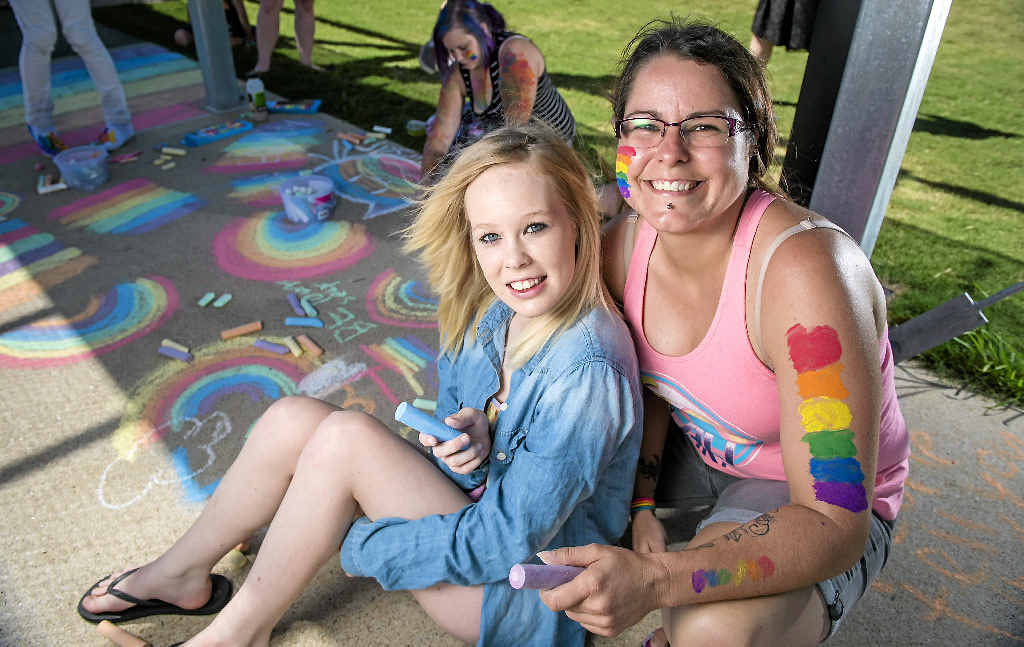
left=420, top=0, right=576, bottom=182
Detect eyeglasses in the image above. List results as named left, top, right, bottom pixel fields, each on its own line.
left=614, top=115, right=750, bottom=148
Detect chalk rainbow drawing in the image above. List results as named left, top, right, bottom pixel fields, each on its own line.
left=0, top=276, right=176, bottom=368
left=360, top=335, right=437, bottom=403
left=311, top=138, right=419, bottom=219
left=208, top=118, right=324, bottom=174
left=366, top=269, right=439, bottom=328
left=212, top=210, right=375, bottom=281
left=0, top=192, right=19, bottom=217
left=227, top=171, right=307, bottom=208
left=99, top=337, right=320, bottom=508
left=0, top=218, right=98, bottom=311
left=786, top=323, right=868, bottom=513
left=47, top=179, right=204, bottom=234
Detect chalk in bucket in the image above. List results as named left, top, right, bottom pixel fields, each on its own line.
left=278, top=175, right=337, bottom=224
left=54, top=145, right=109, bottom=191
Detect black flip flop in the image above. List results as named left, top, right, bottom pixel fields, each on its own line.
left=77, top=568, right=232, bottom=624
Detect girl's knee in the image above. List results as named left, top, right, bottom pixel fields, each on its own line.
left=304, top=410, right=388, bottom=459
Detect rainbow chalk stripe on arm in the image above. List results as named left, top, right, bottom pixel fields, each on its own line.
left=691, top=556, right=775, bottom=594
left=394, top=401, right=461, bottom=442
left=786, top=324, right=868, bottom=513
left=509, top=564, right=584, bottom=590
left=615, top=146, right=635, bottom=199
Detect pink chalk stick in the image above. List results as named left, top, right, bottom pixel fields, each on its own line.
left=508, top=564, right=584, bottom=590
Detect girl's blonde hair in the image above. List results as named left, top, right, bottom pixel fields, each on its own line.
left=404, top=123, right=613, bottom=368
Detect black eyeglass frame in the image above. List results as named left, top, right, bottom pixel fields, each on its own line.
left=613, top=114, right=752, bottom=142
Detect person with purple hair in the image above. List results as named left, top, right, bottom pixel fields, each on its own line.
left=419, top=0, right=576, bottom=182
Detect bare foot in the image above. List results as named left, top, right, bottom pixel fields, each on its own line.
left=80, top=564, right=215, bottom=616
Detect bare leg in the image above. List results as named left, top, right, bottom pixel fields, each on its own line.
left=252, top=0, right=284, bottom=73
left=83, top=397, right=482, bottom=646
left=659, top=522, right=829, bottom=647
left=749, top=34, right=774, bottom=65
left=293, top=0, right=319, bottom=69
left=81, top=396, right=337, bottom=616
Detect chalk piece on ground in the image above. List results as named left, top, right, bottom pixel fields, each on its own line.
left=161, top=162, right=176, bottom=170
left=161, top=146, right=187, bottom=156
left=412, top=398, right=437, bottom=412
left=221, top=320, right=262, bottom=340
left=283, top=336, right=303, bottom=357
left=212, top=293, right=232, bottom=308
left=158, top=345, right=193, bottom=362
left=300, top=297, right=317, bottom=317
left=97, top=620, right=151, bottom=647
left=152, top=156, right=169, bottom=166
left=394, top=401, right=461, bottom=442
left=254, top=338, right=290, bottom=355
left=286, top=292, right=305, bottom=316
left=508, top=563, right=584, bottom=590
left=295, top=334, right=323, bottom=357
left=36, top=174, right=67, bottom=194
left=372, top=125, right=392, bottom=134
left=197, top=291, right=216, bottom=307
left=285, top=316, right=323, bottom=328
left=161, top=339, right=190, bottom=354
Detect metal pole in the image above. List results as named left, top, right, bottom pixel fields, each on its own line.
left=781, top=0, right=952, bottom=257
left=187, top=0, right=245, bottom=112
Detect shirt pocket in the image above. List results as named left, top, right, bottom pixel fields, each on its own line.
left=492, top=426, right=527, bottom=465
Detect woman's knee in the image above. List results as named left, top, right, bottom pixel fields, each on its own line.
left=664, top=601, right=765, bottom=647
left=23, top=26, right=57, bottom=56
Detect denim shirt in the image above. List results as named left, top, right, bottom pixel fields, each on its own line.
left=341, top=300, right=643, bottom=646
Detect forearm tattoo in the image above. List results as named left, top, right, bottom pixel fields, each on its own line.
left=499, top=52, right=537, bottom=125
left=637, top=454, right=661, bottom=484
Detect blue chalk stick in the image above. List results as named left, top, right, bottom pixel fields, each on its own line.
left=158, top=345, right=193, bottom=362
left=394, top=401, right=462, bottom=442
left=300, top=297, right=317, bottom=317
left=212, top=293, right=232, bottom=308
left=285, top=316, right=323, bottom=328
left=254, top=339, right=290, bottom=355
left=286, top=292, right=305, bottom=316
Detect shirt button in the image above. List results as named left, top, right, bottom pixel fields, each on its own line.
left=496, top=452, right=507, bottom=461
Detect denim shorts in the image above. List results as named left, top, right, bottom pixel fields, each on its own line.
left=655, top=426, right=895, bottom=642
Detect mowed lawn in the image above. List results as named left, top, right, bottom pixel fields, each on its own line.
left=95, top=0, right=1024, bottom=406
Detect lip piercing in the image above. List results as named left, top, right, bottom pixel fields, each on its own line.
left=666, top=203, right=675, bottom=210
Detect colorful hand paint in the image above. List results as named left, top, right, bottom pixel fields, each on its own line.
left=691, top=556, right=775, bottom=594
left=786, top=324, right=868, bottom=513
left=615, top=146, right=635, bottom=199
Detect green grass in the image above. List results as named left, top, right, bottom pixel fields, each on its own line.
left=94, top=0, right=1024, bottom=407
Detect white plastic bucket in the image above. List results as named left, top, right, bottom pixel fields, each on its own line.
left=278, top=175, right=337, bottom=223
left=54, top=145, right=109, bottom=191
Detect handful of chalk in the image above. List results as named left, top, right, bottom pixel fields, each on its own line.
left=508, top=563, right=584, bottom=590
left=394, top=401, right=462, bottom=442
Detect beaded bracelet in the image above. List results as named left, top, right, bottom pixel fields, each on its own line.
left=630, top=497, right=656, bottom=515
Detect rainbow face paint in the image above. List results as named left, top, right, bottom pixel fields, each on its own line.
left=615, top=146, right=635, bottom=199
left=787, top=324, right=868, bottom=513
left=692, top=556, right=775, bottom=593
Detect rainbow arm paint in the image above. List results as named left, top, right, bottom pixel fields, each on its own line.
left=785, top=324, right=869, bottom=513
left=499, top=52, right=538, bottom=125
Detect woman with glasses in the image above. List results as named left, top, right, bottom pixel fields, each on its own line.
left=419, top=0, right=576, bottom=182
left=538, top=19, right=909, bottom=647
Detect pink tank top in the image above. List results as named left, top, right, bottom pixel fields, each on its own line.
left=623, top=190, right=909, bottom=519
